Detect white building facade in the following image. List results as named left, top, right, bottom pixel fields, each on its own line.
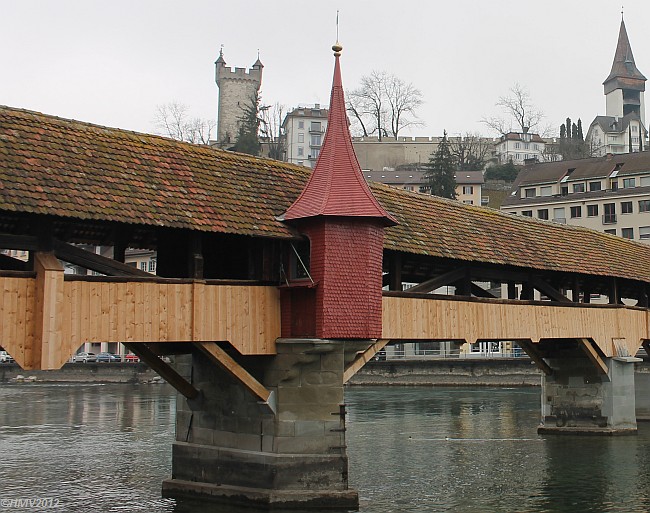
left=495, top=131, right=547, bottom=164
left=281, top=105, right=328, bottom=168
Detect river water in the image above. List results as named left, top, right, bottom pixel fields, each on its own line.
left=0, top=383, right=649, bottom=512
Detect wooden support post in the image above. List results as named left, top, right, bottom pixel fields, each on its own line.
left=609, top=277, right=619, bottom=305
left=520, top=282, right=533, bottom=300
left=343, top=339, right=390, bottom=383
left=31, top=252, right=65, bottom=370
left=577, top=338, right=609, bottom=376
left=188, top=232, right=204, bottom=279
left=113, top=226, right=132, bottom=264
left=194, top=342, right=275, bottom=413
left=517, top=340, right=553, bottom=376
left=124, top=343, right=199, bottom=400
left=389, top=253, right=402, bottom=292
left=507, top=282, right=517, bottom=300
left=572, top=276, right=581, bottom=303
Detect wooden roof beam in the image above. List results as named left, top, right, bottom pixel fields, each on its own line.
left=408, top=267, right=467, bottom=293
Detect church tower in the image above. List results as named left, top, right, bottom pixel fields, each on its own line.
left=603, top=17, right=646, bottom=125
left=215, top=49, right=263, bottom=148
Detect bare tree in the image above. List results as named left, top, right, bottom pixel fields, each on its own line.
left=154, top=102, right=215, bottom=145
left=259, top=102, right=285, bottom=160
left=347, top=71, right=423, bottom=141
left=347, top=71, right=388, bottom=140
left=385, top=76, right=424, bottom=139
left=448, top=133, right=493, bottom=170
left=481, top=83, right=545, bottom=136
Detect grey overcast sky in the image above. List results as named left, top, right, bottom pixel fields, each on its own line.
left=1, top=1, right=648, bottom=139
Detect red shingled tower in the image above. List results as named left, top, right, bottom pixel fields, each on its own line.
left=282, top=42, right=397, bottom=339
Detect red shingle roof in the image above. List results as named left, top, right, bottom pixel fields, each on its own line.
left=282, top=49, right=396, bottom=226
left=2, top=105, right=650, bottom=283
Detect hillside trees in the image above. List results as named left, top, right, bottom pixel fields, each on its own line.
left=154, top=102, right=215, bottom=144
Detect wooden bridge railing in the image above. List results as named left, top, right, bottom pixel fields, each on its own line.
left=0, top=253, right=281, bottom=370
left=382, top=291, right=650, bottom=358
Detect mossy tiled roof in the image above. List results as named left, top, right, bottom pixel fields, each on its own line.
left=2, top=105, right=650, bottom=283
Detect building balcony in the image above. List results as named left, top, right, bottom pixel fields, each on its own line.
left=603, top=214, right=617, bottom=225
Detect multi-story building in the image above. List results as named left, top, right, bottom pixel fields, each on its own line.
left=495, top=130, right=547, bottom=164
left=281, top=105, right=328, bottom=168
left=586, top=17, right=648, bottom=156
left=364, top=167, right=485, bottom=204
left=501, top=151, right=650, bottom=244
left=214, top=49, right=263, bottom=148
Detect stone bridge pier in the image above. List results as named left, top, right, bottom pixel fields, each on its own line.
left=163, top=338, right=367, bottom=510
left=534, top=339, right=642, bottom=435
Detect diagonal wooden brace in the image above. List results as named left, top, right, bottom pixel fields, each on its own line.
left=343, top=339, right=390, bottom=383
left=194, top=342, right=276, bottom=414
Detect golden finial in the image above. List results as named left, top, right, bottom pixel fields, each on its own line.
left=332, top=11, right=342, bottom=56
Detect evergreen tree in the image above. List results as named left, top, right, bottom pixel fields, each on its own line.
left=560, top=124, right=566, bottom=140
left=577, top=119, right=584, bottom=141
left=484, top=161, right=520, bottom=182
left=640, top=131, right=644, bottom=151
left=233, top=92, right=261, bottom=156
left=566, top=118, right=572, bottom=141
left=424, top=131, right=457, bottom=199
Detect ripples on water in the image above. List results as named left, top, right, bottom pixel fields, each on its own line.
left=0, top=384, right=649, bottom=512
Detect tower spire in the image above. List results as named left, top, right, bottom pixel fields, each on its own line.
left=604, top=17, right=646, bottom=85
left=283, top=41, right=396, bottom=225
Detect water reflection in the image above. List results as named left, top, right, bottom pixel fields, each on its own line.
left=0, top=384, right=649, bottom=512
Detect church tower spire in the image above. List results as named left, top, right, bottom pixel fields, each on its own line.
left=603, top=17, right=646, bottom=124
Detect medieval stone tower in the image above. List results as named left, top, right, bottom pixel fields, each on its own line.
left=215, top=48, right=263, bottom=148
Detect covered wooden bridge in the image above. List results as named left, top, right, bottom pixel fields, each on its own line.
left=1, top=50, right=650, bottom=507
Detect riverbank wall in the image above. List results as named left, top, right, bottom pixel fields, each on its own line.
left=0, top=362, right=159, bottom=383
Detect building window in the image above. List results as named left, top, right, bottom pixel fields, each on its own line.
left=463, top=186, right=473, bottom=194
left=587, top=204, right=598, bottom=217
left=640, top=200, right=650, bottom=212
left=604, top=229, right=616, bottom=235
left=603, top=203, right=616, bottom=224
left=633, top=125, right=638, bottom=133
left=537, top=209, right=549, bottom=220
left=622, top=228, right=634, bottom=239
left=540, top=186, right=552, bottom=197
left=610, top=180, right=618, bottom=191
left=570, top=206, right=582, bottom=218
left=521, top=210, right=532, bottom=217
left=560, top=186, right=568, bottom=196
left=640, top=226, right=650, bottom=239
left=641, top=176, right=650, bottom=187
left=298, top=133, right=304, bottom=143
left=534, top=144, right=539, bottom=150
left=140, top=262, right=147, bottom=271
left=298, top=121, right=304, bottom=129
left=589, top=181, right=601, bottom=192
left=297, top=147, right=304, bottom=156
left=621, top=201, right=633, bottom=214
left=515, top=142, right=521, bottom=149
left=310, top=134, right=322, bottom=146
left=310, top=148, right=320, bottom=159
left=572, top=183, right=585, bottom=193
left=623, top=178, right=636, bottom=188
left=524, top=188, right=536, bottom=198
left=148, top=259, right=156, bottom=273
left=310, top=121, right=321, bottom=132
left=463, top=200, right=474, bottom=205
left=553, top=207, right=566, bottom=223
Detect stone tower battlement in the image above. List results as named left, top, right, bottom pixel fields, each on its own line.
left=215, top=49, right=263, bottom=148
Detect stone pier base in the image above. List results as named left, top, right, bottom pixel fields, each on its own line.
left=539, top=355, right=641, bottom=435
left=162, top=338, right=363, bottom=510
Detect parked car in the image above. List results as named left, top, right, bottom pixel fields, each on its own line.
left=96, top=352, right=120, bottom=363
left=73, top=352, right=96, bottom=363
left=0, top=350, right=14, bottom=363
left=124, top=353, right=140, bottom=363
